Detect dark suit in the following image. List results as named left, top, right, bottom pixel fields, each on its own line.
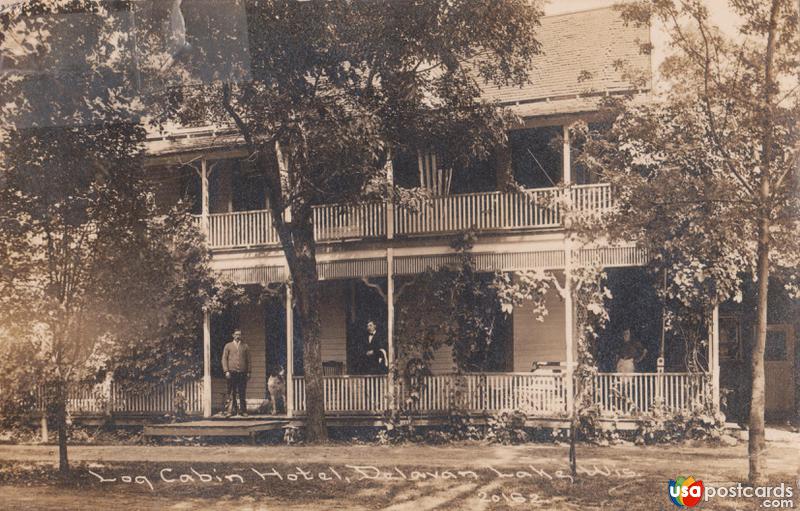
left=361, top=331, right=388, bottom=374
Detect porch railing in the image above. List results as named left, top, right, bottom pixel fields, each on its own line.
left=207, top=210, right=278, bottom=248
left=292, top=375, right=387, bottom=413
left=590, top=372, right=709, bottom=416
left=196, top=183, right=612, bottom=249
left=36, top=380, right=204, bottom=416
left=291, top=372, right=568, bottom=416
left=397, top=372, right=568, bottom=416
left=313, top=202, right=387, bottom=241
left=394, top=188, right=563, bottom=235
left=38, top=371, right=708, bottom=419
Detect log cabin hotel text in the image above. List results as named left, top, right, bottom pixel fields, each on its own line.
left=87, top=463, right=639, bottom=491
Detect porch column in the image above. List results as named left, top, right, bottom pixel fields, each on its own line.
left=202, top=310, right=212, bottom=417
left=200, top=158, right=210, bottom=236
left=386, top=154, right=395, bottom=240
left=562, top=125, right=572, bottom=185
left=562, top=127, right=575, bottom=415
left=711, top=304, right=720, bottom=412
left=386, top=249, right=395, bottom=410
left=564, top=267, right=575, bottom=416
left=285, top=283, right=294, bottom=418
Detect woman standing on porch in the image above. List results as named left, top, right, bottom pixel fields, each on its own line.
left=616, top=328, right=647, bottom=373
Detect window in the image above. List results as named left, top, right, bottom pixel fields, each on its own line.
left=231, top=159, right=267, bottom=211
left=509, top=126, right=563, bottom=189
left=765, top=330, right=788, bottom=361
left=719, top=316, right=741, bottom=361
left=571, top=122, right=612, bottom=185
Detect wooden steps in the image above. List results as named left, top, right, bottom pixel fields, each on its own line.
left=143, top=418, right=290, bottom=443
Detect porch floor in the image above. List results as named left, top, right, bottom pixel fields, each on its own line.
left=143, top=418, right=290, bottom=441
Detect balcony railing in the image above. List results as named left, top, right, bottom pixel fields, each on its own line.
left=313, top=202, right=387, bottom=241
left=208, top=210, right=278, bottom=249
left=195, top=183, right=612, bottom=250
left=395, top=187, right=563, bottom=235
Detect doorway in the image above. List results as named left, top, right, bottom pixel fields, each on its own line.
left=765, top=324, right=796, bottom=417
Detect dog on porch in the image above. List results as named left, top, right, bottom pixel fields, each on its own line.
left=259, top=366, right=286, bottom=415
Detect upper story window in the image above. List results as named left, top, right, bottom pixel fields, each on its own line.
left=509, top=126, right=563, bottom=189
left=571, top=122, right=612, bottom=185
left=392, top=148, right=497, bottom=195
left=152, top=156, right=267, bottom=214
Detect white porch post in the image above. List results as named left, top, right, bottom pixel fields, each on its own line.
left=40, top=415, right=49, bottom=443
left=202, top=310, right=212, bottom=417
left=562, top=125, right=572, bottom=185
left=200, top=157, right=213, bottom=418
left=200, top=158, right=210, bottom=237
left=285, top=283, right=294, bottom=418
left=562, top=124, right=575, bottom=415
left=386, top=154, right=395, bottom=240
left=564, top=263, right=575, bottom=416
left=711, top=304, right=720, bottom=412
left=386, top=249, right=395, bottom=410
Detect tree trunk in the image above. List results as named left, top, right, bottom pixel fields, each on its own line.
left=289, top=220, right=328, bottom=442
left=56, top=390, right=69, bottom=475
left=256, top=143, right=328, bottom=441
left=748, top=216, right=770, bottom=484
left=569, top=420, right=577, bottom=478
left=748, top=0, right=781, bottom=484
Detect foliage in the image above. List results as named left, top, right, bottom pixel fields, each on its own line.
left=634, top=403, right=725, bottom=445
left=572, top=0, right=798, bottom=481
left=155, top=0, right=544, bottom=441
left=394, top=233, right=506, bottom=377
left=0, top=1, right=241, bottom=472
left=485, top=410, right=530, bottom=445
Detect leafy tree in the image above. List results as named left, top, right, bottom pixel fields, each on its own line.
left=156, top=0, right=544, bottom=440
left=0, top=1, right=238, bottom=474
left=575, top=0, right=799, bottom=482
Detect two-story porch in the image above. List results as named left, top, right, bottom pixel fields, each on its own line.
left=106, top=6, right=722, bottom=426
left=41, top=144, right=716, bottom=424
left=130, top=117, right=722, bottom=426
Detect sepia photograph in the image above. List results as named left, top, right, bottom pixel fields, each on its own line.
left=0, top=0, right=798, bottom=509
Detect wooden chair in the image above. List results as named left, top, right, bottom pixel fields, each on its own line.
left=322, top=361, right=344, bottom=376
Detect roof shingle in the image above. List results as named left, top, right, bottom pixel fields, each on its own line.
left=482, top=6, right=651, bottom=115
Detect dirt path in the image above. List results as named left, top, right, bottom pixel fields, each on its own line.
left=1, top=435, right=798, bottom=480
left=0, top=430, right=797, bottom=510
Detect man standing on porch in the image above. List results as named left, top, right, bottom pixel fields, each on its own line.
left=362, top=320, right=388, bottom=375
left=222, top=329, right=251, bottom=417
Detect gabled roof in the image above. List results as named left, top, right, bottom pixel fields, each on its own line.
left=482, top=6, right=651, bottom=117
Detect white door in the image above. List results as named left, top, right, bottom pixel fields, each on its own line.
left=765, top=324, right=795, bottom=415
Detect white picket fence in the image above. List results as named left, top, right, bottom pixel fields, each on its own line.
left=590, top=372, right=708, bottom=416
left=36, top=371, right=708, bottom=419
left=36, top=380, right=204, bottom=416
left=290, top=371, right=707, bottom=418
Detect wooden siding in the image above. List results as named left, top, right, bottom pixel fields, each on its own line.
left=240, top=302, right=267, bottom=401
left=512, top=285, right=574, bottom=371
left=320, top=282, right=349, bottom=369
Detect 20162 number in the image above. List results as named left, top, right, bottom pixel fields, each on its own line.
left=477, top=491, right=541, bottom=504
